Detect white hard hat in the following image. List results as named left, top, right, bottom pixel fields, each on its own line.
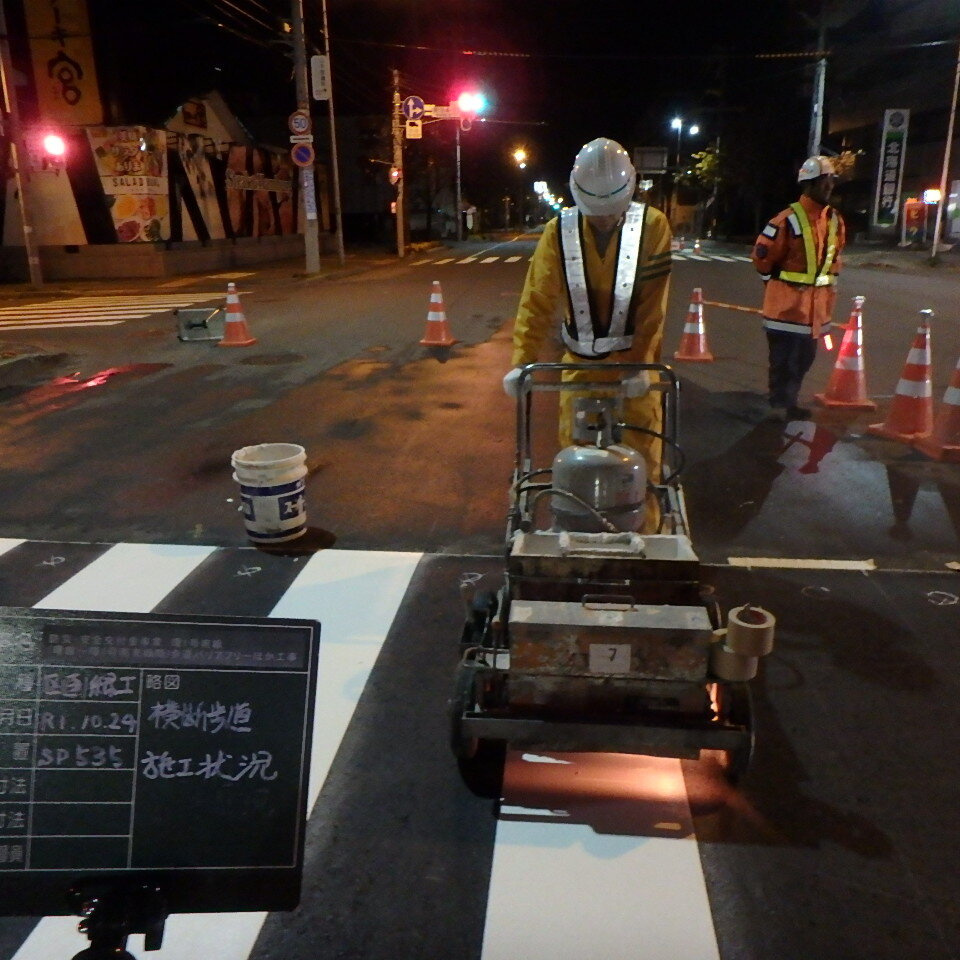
left=569, top=138, right=637, bottom=217
left=798, top=155, right=836, bottom=182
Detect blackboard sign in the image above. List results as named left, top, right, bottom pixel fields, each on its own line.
left=0, top=607, right=319, bottom=916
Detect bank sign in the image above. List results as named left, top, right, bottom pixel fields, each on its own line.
left=872, top=109, right=909, bottom=228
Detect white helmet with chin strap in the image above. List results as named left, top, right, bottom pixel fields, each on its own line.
left=569, top=138, right=637, bottom=217
left=798, top=155, right=836, bottom=182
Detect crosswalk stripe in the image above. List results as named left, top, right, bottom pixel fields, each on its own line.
left=457, top=256, right=478, bottom=264
left=434, top=257, right=455, bottom=264
left=504, top=256, right=522, bottom=263
left=3, top=543, right=422, bottom=960
left=0, top=321, right=125, bottom=330
left=483, top=752, right=719, bottom=959
left=480, top=257, right=499, bottom=264
left=0, top=294, right=223, bottom=332
left=0, top=541, right=722, bottom=960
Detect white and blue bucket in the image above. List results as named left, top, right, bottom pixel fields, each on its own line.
left=231, top=443, right=307, bottom=543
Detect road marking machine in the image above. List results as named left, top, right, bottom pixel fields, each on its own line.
left=450, top=363, right=775, bottom=788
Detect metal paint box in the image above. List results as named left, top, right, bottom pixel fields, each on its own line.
left=508, top=599, right=713, bottom=681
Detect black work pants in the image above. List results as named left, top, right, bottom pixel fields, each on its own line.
left=765, top=327, right=818, bottom=409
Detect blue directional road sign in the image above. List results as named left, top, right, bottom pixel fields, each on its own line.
left=402, top=96, right=425, bottom=122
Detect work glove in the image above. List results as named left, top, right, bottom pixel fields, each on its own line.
left=502, top=367, right=523, bottom=398
left=621, top=371, right=651, bottom=399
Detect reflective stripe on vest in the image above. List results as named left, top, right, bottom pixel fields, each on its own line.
left=558, top=201, right=645, bottom=357
left=778, top=201, right=838, bottom=287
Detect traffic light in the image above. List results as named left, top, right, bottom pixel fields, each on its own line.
left=38, top=131, right=67, bottom=171
left=456, top=91, right=486, bottom=118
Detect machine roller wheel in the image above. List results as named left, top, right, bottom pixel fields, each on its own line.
left=717, top=681, right=755, bottom=784
left=449, top=662, right=505, bottom=798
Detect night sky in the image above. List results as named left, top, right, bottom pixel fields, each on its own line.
left=85, top=0, right=857, bottom=229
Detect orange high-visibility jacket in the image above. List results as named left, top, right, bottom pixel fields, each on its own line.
left=752, top=194, right=846, bottom=338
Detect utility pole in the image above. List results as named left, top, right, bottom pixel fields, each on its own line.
left=0, top=0, right=42, bottom=285
left=930, top=38, right=960, bottom=263
left=807, top=24, right=827, bottom=156
left=318, top=0, right=345, bottom=265
left=455, top=123, right=463, bottom=241
left=291, top=0, right=320, bottom=274
left=391, top=69, right=406, bottom=257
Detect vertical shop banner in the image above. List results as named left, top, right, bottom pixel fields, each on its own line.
left=177, top=134, right=226, bottom=239
left=872, top=109, right=909, bottom=228
left=24, top=0, right=104, bottom=125
left=948, top=180, right=960, bottom=240
left=86, top=127, right=169, bottom=241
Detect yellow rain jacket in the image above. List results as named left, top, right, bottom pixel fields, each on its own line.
left=511, top=204, right=672, bottom=529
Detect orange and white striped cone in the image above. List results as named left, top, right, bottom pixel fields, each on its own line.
left=674, top=287, right=714, bottom=361
left=419, top=280, right=457, bottom=347
left=814, top=295, right=876, bottom=410
left=914, top=352, right=960, bottom=462
left=218, top=282, right=258, bottom=347
left=867, top=308, right=934, bottom=442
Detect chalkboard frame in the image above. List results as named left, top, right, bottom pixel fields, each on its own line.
left=0, top=607, right=320, bottom=917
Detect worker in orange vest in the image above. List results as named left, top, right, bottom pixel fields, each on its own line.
left=752, top=155, right=846, bottom=422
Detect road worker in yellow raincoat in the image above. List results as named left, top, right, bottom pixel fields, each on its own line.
left=503, top=137, right=673, bottom=532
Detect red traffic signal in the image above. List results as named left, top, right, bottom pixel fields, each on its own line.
left=455, top=91, right=486, bottom=117
left=42, top=133, right=67, bottom=158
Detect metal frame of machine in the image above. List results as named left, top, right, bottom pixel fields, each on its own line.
left=450, top=362, right=765, bottom=786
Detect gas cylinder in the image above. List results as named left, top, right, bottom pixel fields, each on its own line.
left=551, top=398, right=647, bottom=532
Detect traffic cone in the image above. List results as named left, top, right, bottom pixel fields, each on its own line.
left=419, top=280, right=457, bottom=347
left=867, top=309, right=934, bottom=442
left=814, top=295, right=876, bottom=410
left=674, top=287, right=714, bottom=361
left=914, top=351, right=960, bottom=461
left=218, top=282, right=258, bottom=347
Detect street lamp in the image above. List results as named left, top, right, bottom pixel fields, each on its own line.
left=669, top=117, right=700, bottom=226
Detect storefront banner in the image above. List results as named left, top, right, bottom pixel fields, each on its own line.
left=87, top=127, right=169, bottom=242
left=24, top=0, right=103, bottom=125
left=872, top=109, right=909, bottom=228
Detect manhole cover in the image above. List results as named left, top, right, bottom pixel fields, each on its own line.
left=238, top=353, right=305, bottom=366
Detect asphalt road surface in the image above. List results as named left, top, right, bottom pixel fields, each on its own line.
left=0, top=236, right=958, bottom=959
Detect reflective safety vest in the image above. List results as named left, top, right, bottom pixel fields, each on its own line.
left=558, top=201, right=646, bottom=357
left=778, top=201, right=839, bottom=287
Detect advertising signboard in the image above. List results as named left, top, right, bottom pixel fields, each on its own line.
left=872, top=109, right=909, bottom=228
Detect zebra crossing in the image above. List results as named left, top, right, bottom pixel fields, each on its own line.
left=411, top=252, right=751, bottom=267
left=0, top=539, right=720, bottom=960
left=0, top=294, right=225, bottom=333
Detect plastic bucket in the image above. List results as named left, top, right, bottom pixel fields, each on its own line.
left=231, top=443, right=307, bottom=543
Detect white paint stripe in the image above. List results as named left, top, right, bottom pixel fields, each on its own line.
left=267, top=549, right=422, bottom=812
left=686, top=254, right=711, bottom=261
left=432, top=257, right=454, bottom=264
left=504, top=256, right=522, bottom=262
left=457, top=256, right=478, bottom=264
left=411, top=259, right=435, bottom=266
left=895, top=378, right=932, bottom=398
left=731, top=255, right=752, bottom=261
left=0, top=538, right=25, bottom=556
left=481, top=256, right=500, bottom=263
left=0, top=310, right=158, bottom=319
left=727, top=556, right=876, bottom=570
left=0, top=321, right=125, bottom=330
left=483, top=752, right=719, bottom=960
left=671, top=253, right=688, bottom=260
left=36, top=543, right=216, bottom=611
left=944, top=385, right=960, bottom=405
left=712, top=255, right=737, bottom=261
left=12, top=546, right=421, bottom=960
